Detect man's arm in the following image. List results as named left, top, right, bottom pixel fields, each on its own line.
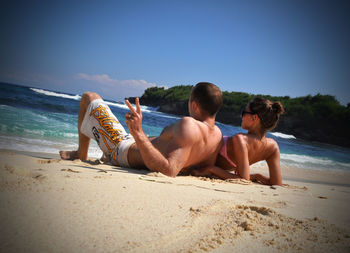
left=125, top=98, right=197, bottom=177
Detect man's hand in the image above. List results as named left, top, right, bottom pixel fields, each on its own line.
left=125, top=98, right=144, bottom=138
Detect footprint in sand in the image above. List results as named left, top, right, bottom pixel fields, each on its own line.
left=4, top=164, right=46, bottom=181
left=195, top=176, right=252, bottom=185
left=37, top=159, right=61, bottom=164
left=146, top=172, right=168, bottom=178
left=61, top=168, right=80, bottom=173
left=282, top=184, right=308, bottom=190
left=31, top=172, right=46, bottom=181
left=225, top=178, right=252, bottom=185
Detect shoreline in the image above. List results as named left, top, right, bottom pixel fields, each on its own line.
left=1, top=149, right=350, bottom=252
left=4, top=148, right=350, bottom=187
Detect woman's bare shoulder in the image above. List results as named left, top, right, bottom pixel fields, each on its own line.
left=232, top=133, right=246, bottom=142
left=266, top=137, right=280, bottom=154
left=231, top=133, right=249, bottom=150
left=266, top=137, right=278, bottom=146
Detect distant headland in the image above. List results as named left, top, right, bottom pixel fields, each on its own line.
left=127, top=85, right=350, bottom=148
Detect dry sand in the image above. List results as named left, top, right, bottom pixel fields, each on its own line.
left=1, top=149, right=350, bottom=252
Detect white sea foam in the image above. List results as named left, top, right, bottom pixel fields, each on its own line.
left=22, top=128, right=78, bottom=138
left=280, top=153, right=350, bottom=171
left=30, top=88, right=81, bottom=101
left=30, top=87, right=160, bottom=113
left=281, top=153, right=330, bottom=165
left=0, top=134, right=102, bottom=158
left=0, top=104, right=10, bottom=109
left=104, top=100, right=157, bottom=113
left=63, top=133, right=79, bottom=138
left=270, top=132, right=296, bottom=139
left=140, top=105, right=158, bottom=112
left=24, top=129, right=45, bottom=136
left=153, top=111, right=181, bottom=120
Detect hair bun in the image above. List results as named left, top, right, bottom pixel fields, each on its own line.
left=272, top=102, right=285, bottom=115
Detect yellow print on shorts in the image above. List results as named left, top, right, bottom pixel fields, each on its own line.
left=90, top=105, right=124, bottom=152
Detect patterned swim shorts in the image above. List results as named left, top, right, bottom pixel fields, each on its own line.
left=80, top=99, right=135, bottom=167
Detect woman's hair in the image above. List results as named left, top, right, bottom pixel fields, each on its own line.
left=248, top=97, right=285, bottom=131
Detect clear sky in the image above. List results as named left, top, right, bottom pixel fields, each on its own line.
left=1, top=0, right=349, bottom=104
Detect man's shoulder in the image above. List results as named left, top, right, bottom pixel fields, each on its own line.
left=178, top=116, right=197, bottom=124
left=177, top=117, right=220, bottom=135
left=174, top=117, right=202, bottom=140
left=176, top=117, right=201, bottom=129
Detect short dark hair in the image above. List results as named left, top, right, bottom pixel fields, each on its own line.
left=190, top=82, right=223, bottom=117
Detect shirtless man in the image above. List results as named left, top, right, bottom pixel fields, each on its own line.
left=60, top=82, right=223, bottom=177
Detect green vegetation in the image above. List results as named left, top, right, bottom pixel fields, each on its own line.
left=134, top=85, right=350, bottom=147
left=222, top=91, right=350, bottom=120
left=140, top=85, right=350, bottom=120
left=140, top=85, right=193, bottom=106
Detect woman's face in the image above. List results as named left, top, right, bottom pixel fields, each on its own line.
left=241, top=106, right=256, bottom=130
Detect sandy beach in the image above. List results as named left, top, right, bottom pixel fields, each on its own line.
left=1, top=149, right=349, bottom=252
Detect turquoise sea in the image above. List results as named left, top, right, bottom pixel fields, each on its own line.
left=0, top=82, right=350, bottom=172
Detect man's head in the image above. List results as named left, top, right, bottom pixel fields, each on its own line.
left=189, top=82, right=223, bottom=118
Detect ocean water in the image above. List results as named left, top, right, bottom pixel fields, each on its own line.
left=1, top=82, right=350, bottom=172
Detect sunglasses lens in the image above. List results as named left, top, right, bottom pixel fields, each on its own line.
left=241, top=110, right=256, bottom=117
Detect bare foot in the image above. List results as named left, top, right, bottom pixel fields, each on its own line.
left=59, top=150, right=79, bottom=160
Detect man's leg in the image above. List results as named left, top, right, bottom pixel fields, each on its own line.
left=60, top=92, right=102, bottom=160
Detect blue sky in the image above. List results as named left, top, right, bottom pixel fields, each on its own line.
left=1, top=0, right=349, bottom=104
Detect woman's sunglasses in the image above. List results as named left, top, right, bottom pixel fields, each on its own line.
left=241, top=110, right=256, bottom=117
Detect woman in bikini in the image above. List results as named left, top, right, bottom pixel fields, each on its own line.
left=193, top=97, right=284, bottom=186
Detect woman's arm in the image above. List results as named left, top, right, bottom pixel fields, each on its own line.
left=231, top=135, right=251, bottom=180
left=194, top=135, right=251, bottom=180
left=226, top=135, right=282, bottom=185
left=193, top=166, right=275, bottom=184
left=250, top=173, right=270, bottom=185
left=265, top=143, right=282, bottom=186
left=192, top=165, right=241, bottom=179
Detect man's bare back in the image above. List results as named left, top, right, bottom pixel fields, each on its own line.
left=127, top=116, right=222, bottom=173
